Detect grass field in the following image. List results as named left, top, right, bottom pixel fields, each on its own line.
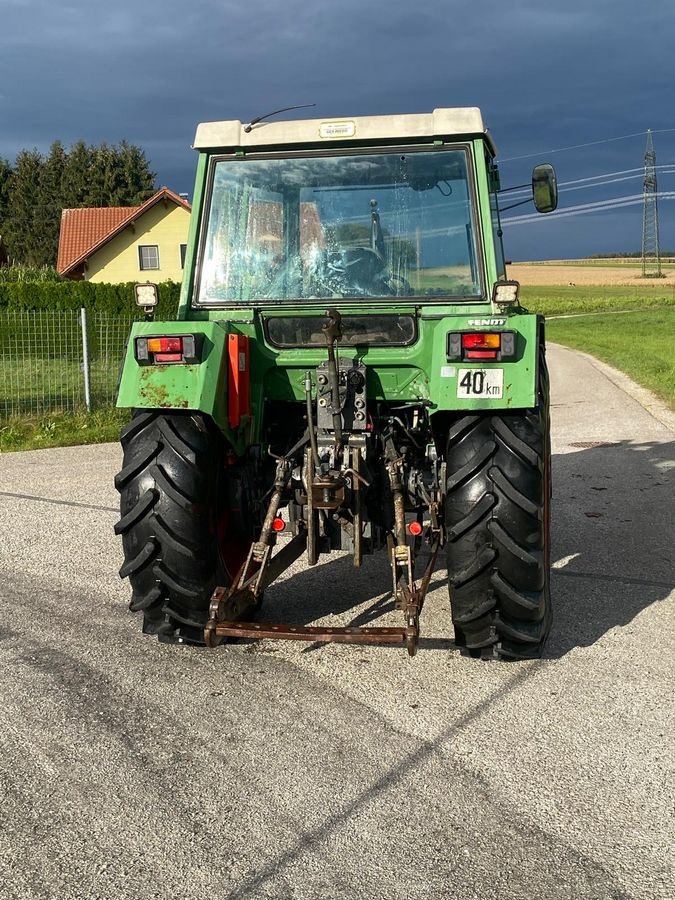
left=519, top=284, right=675, bottom=410
left=545, top=309, right=675, bottom=410
left=0, top=357, right=121, bottom=416
left=520, top=284, right=675, bottom=317
left=0, top=406, right=129, bottom=453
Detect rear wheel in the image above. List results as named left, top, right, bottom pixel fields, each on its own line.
left=114, top=411, right=252, bottom=643
left=445, top=364, right=551, bottom=660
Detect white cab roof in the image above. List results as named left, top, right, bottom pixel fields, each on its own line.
left=194, top=108, right=496, bottom=155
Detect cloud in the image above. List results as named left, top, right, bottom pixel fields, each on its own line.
left=1, top=0, right=673, bottom=256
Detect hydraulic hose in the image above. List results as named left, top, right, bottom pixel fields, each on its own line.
left=304, top=371, right=320, bottom=469
left=322, top=308, right=343, bottom=445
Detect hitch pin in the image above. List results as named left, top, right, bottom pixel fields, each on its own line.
left=343, top=467, right=370, bottom=487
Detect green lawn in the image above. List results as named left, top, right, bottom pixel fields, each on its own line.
left=520, top=284, right=675, bottom=317
left=0, top=356, right=122, bottom=417
left=0, top=406, right=130, bottom=453
left=520, top=285, right=675, bottom=411
left=544, top=308, right=675, bottom=410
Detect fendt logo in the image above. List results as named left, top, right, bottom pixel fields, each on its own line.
left=467, top=318, right=506, bottom=326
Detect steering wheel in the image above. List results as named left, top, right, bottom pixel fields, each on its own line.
left=324, top=247, right=395, bottom=297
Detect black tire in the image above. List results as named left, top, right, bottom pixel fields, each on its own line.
left=445, top=359, right=551, bottom=660
left=114, top=411, right=251, bottom=644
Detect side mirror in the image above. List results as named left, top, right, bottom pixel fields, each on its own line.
left=532, top=164, right=558, bottom=214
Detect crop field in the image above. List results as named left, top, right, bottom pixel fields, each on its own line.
left=511, top=261, right=675, bottom=287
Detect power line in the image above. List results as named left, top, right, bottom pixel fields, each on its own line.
left=501, top=192, right=675, bottom=226
left=503, top=164, right=675, bottom=200
left=562, top=171, right=675, bottom=195
left=503, top=195, right=644, bottom=224
left=558, top=164, right=675, bottom=186
left=500, top=127, right=675, bottom=163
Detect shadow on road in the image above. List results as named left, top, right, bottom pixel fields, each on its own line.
left=546, top=438, right=674, bottom=657
left=256, top=439, right=674, bottom=658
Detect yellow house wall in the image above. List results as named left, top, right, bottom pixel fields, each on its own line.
left=85, top=203, right=191, bottom=283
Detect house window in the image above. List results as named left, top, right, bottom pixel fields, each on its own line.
left=180, top=244, right=187, bottom=268
left=139, top=245, right=160, bottom=270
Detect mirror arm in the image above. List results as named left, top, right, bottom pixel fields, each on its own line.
left=499, top=197, right=534, bottom=212
left=497, top=183, right=530, bottom=194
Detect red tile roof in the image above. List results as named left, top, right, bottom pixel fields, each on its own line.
left=57, top=187, right=191, bottom=277
left=57, top=207, right=138, bottom=274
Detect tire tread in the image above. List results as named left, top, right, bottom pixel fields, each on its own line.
left=445, top=356, right=551, bottom=660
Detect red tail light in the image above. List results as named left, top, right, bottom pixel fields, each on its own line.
left=134, top=334, right=203, bottom=365
left=462, top=333, right=500, bottom=360
left=147, top=337, right=183, bottom=353
left=446, top=330, right=516, bottom=361
left=461, top=333, right=501, bottom=350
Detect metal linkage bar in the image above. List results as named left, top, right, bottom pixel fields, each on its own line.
left=210, top=623, right=408, bottom=644
left=402, top=524, right=442, bottom=656
left=204, top=531, right=308, bottom=647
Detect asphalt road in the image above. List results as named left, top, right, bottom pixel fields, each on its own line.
left=0, top=344, right=673, bottom=900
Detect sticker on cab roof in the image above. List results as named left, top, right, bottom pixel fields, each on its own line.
left=319, top=121, right=356, bottom=139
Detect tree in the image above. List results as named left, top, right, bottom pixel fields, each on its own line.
left=85, top=141, right=155, bottom=207
left=60, top=140, right=93, bottom=209
left=33, top=141, right=67, bottom=266
left=3, top=140, right=157, bottom=266
left=0, top=158, right=12, bottom=232
left=87, top=143, right=124, bottom=206
left=118, top=141, right=156, bottom=204
left=4, top=149, right=43, bottom=265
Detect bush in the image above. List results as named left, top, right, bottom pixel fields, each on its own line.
left=0, top=279, right=181, bottom=317
left=0, top=264, right=65, bottom=283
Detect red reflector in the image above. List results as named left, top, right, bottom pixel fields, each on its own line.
left=465, top=350, right=499, bottom=360
left=408, top=521, right=423, bottom=536
left=154, top=352, right=183, bottom=363
left=148, top=337, right=183, bottom=353
left=461, top=332, right=501, bottom=350
left=272, top=517, right=285, bottom=532
left=228, top=334, right=250, bottom=428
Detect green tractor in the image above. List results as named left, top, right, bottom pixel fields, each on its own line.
left=115, top=107, right=557, bottom=659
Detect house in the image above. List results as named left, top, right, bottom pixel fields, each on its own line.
left=57, top=187, right=191, bottom=282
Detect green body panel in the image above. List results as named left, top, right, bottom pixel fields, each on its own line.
left=117, top=319, right=234, bottom=445
left=117, top=127, right=542, bottom=448
left=244, top=309, right=538, bottom=410
left=117, top=308, right=540, bottom=445
left=177, top=153, right=208, bottom=322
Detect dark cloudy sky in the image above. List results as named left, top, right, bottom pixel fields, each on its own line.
left=2, top=0, right=674, bottom=259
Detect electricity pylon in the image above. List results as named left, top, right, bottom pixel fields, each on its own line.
left=641, top=130, right=662, bottom=277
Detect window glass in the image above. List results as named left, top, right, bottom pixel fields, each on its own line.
left=139, top=245, right=159, bottom=270
left=265, top=314, right=416, bottom=347
left=180, top=244, right=187, bottom=268
left=196, top=149, right=482, bottom=304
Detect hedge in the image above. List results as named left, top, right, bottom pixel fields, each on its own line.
left=0, top=280, right=181, bottom=318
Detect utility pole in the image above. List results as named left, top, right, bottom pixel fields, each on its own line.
left=641, top=129, right=662, bottom=278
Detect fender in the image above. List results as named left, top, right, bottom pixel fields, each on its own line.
left=116, top=319, right=247, bottom=451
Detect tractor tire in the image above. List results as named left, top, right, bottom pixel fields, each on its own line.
left=114, top=411, right=251, bottom=644
left=445, top=361, right=551, bottom=660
